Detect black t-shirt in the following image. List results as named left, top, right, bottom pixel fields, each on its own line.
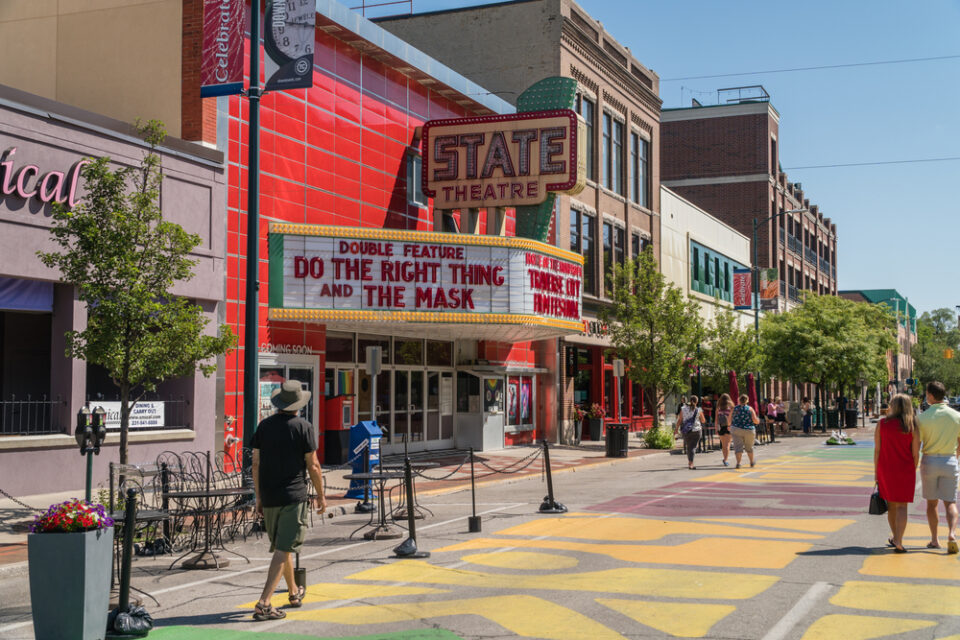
left=250, top=412, right=318, bottom=508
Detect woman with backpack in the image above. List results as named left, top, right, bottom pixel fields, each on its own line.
left=674, top=395, right=705, bottom=470
left=715, top=393, right=734, bottom=467
left=731, top=394, right=760, bottom=469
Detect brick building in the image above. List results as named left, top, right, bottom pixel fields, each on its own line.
left=377, top=0, right=662, bottom=441
left=661, top=87, right=838, bottom=403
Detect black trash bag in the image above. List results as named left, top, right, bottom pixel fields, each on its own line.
left=107, top=605, right=153, bottom=637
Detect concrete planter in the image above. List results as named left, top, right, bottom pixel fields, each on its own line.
left=587, top=418, right=603, bottom=441
left=28, top=528, right=114, bottom=640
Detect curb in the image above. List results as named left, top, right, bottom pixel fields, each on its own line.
left=0, top=560, right=27, bottom=580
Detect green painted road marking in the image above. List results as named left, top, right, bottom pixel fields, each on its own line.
left=151, top=626, right=463, bottom=640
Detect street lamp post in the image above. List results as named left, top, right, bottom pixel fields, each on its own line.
left=752, top=208, right=807, bottom=343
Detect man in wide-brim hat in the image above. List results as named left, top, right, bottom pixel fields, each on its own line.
left=250, top=380, right=326, bottom=621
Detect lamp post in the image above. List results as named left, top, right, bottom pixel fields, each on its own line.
left=752, top=208, right=807, bottom=342
left=75, top=405, right=107, bottom=502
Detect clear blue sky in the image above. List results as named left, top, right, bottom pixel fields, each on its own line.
left=370, top=0, right=960, bottom=315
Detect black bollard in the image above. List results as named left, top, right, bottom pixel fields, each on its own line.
left=355, top=442, right=374, bottom=514
left=468, top=448, right=481, bottom=533
left=118, top=489, right=137, bottom=612
left=393, top=457, right=429, bottom=558
left=538, top=440, right=567, bottom=514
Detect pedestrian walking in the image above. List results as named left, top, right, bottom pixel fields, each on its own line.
left=251, top=380, right=327, bottom=621
left=674, top=395, right=704, bottom=470
left=874, top=393, right=920, bottom=553
left=916, top=381, right=960, bottom=553
left=775, top=397, right=787, bottom=434
left=802, top=397, right=813, bottom=435
left=716, top=393, right=734, bottom=467
left=731, top=394, right=759, bottom=469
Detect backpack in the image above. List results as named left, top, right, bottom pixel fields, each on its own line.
left=680, top=408, right=701, bottom=434
left=717, top=410, right=730, bottom=428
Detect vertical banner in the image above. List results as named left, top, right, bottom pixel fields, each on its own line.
left=733, top=268, right=752, bottom=309
left=264, top=0, right=315, bottom=92
left=759, top=267, right=779, bottom=310
left=201, top=0, right=245, bottom=97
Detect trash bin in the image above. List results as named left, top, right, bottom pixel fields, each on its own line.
left=605, top=423, right=628, bottom=458
left=844, top=408, right=858, bottom=429
left=826, top=409, right=840, bottom=429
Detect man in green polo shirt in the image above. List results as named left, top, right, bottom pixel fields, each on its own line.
left=917, top=380, right=960, bottom=554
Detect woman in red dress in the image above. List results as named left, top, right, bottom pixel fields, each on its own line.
left=874, top=393, right=920, bottom=552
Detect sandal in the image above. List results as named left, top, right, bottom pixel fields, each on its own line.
left=887, top=538, right=896, bottom=548
left=893, top=546, right=908, bottom=554
left=288, top=585, right=306, bottom=608
left=927, top=542, right=942, bottom=549
left=253, top=603, right=286, bottom=621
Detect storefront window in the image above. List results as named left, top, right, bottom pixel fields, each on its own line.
left=573, top=368, right=591, bottom=406
left=632, top=382, right=643, bottom=416
left=604, top=370, right=613, bottom=418
left=426, top=340, right=452, bottom=367
left=577, top=348, right=593, bottom=365
left=326, top=332, right=354, bottom=362
left=456, top=373, right=480, bottom=413
left=620, top=377, right=629, bottom=418
left=358, top=335, right=390, bottom=364
left=394, top=339, right=424, bottom=365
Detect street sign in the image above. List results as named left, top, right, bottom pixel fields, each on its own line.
left=365, top=346, right=382, bottom=375
left=612, top=359, right=625, bottom=378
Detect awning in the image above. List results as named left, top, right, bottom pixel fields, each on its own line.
left=0, top=277, right=53, bottom=313
left=459, top=365, right=548, bottom=377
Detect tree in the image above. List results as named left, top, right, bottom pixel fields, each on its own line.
left=39, top=121, right=236, bottom=464
left=701, top=308, right=759, bottom=394
left=598, top=248, right=705, bottom=427
left=913, top=309, right=960, bottom=394
left=759, top=293, right=895, bottom=411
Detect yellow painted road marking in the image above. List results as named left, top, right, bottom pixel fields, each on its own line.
left=346, top=559, right=779, bottom=599
left=435, top=536, right=811, bottom=569
left=831, top=581, right=960, bottom=615
left=238, top=583, right=449, bottom=609
left=284, top=594, right=628, bottom=640
left=701, top=517, right=856, bottom=533
left=462, top=551, right=579, bottom=570
left=492, top=516, right=822, bottom=541
left=860, top=550, right=960, bottom=580
left=800, top=614, right=935, bottom=639
left=597, top=599, right=735, bottom=638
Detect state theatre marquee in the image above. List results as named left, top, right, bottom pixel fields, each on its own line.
left=268, top=224, right=584, bottom=342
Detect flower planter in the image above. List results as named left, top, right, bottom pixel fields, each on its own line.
left=28, top=527, right=113, bottom=640
left=587, top=418, right=603, bottom=441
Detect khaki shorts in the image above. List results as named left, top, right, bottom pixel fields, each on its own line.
left=263, top=501, right=308, bottom=553
left=731, top=427, right=755, bottom=454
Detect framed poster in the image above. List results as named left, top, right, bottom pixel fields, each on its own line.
left=520, top=377, right=532, bottom=422
left=507, top=377, right=519, bottom=424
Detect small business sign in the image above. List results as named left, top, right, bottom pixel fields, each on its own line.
left=264, top=0, right=315, bottom=92
left=100, top=401, right=165, bottom=430
left=422, top=110, right=584, bottom=209
left=201, top=0, right=245, bottom=97
left=733, top=268, right=752, bottom=309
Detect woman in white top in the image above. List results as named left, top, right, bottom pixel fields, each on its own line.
left=674, top=395, right=705, bottom=470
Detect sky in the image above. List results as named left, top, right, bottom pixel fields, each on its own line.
left=366, top=0, right=960, bottom=315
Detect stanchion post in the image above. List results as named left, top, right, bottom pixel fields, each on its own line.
left=118, top=488, right=137, bottom=612
left=538, top=440, right=567, bottom=514
left=468, top=447, right=481, bottom=533
left=355, top=442, right=374, bottom=514
left=394, top=457, right=429, bottom=558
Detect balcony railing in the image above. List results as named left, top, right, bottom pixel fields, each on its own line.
left=819, top=257, right=830, bottom=273
left=832, top=265, right=836, bottom=280
left=788, top=284, right=801, bottom=302
left=778, top=228, right=785, bottom=244
left=780, top=281, right=786, bottom=297
left=804, top=247, right=817, bottom=265
left=787, top=235, right=802, bottom=255
left=0, top=395, right=67, bottom=436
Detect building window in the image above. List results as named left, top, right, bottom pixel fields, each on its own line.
left=714, top=257, right=721, bottom=288
left=577, top=94, right=596, bottom=181
left=602, top=222, right=625, bottom=294
left=570, top=208, right=597, bottom=296
left=406, top=153, right=426, bottom=207
left=612, top=119, right=623, bottom=195
left=724, top=262, right=730, bottom=291
left=692, top=247, right=700, bottom=283
left=602, top=112, right=612, bottom=190
left=770, top=138, right=777, bottom=176
left=630, top=133, right=649, bottom=207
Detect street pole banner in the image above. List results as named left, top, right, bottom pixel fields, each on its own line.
left=733, top=268, right=751, bottom=309
left=201, top=0, right=245, bottom=97
left=265, top=0, right=315, bottom=92
left=759, top=267, right=779, bottom=310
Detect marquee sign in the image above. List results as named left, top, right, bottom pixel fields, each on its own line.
left=422, top=110, right=584, bottom=210
left=268, top=224, right=585, bottom=341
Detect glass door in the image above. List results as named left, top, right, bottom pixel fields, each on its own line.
left=256, top=354, right=319, bottom=427
left=357, top=369, right=391, bottom=440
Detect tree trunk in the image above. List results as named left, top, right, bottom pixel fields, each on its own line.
left=119, top=383, right=130, bottom=466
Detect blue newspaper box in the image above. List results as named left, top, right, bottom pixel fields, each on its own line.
left=345, top=421, right=381, bottom=499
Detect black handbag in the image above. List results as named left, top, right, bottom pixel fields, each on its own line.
left=869, top=485, right=888, bottom=515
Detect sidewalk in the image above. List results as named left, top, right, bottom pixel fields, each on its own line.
left=0, top=435, right=665, bottom=576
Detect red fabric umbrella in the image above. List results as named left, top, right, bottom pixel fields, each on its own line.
left=746, top=373, right=760, bottom=415
left=728, top=370, right=740, bottom=400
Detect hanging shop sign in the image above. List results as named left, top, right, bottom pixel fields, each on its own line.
left=733, top=268, right=751, bottom=309
left=201, top=0, right=245, bottom=97
left=422, top=110, right=584, bottom=210
left=267, top=224, right=585, bottom=341
left=264, top=0, right=315, bottom=92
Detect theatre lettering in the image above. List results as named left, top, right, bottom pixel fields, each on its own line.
left=422, top=110, right=585, bottom=209
left=268, top=224, right=584, bottom=328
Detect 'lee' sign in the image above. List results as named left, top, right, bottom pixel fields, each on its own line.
left=422, top=110, right=584, bottom=209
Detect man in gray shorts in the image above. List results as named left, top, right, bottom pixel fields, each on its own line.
left=917, top=381, right=960, bottom=553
